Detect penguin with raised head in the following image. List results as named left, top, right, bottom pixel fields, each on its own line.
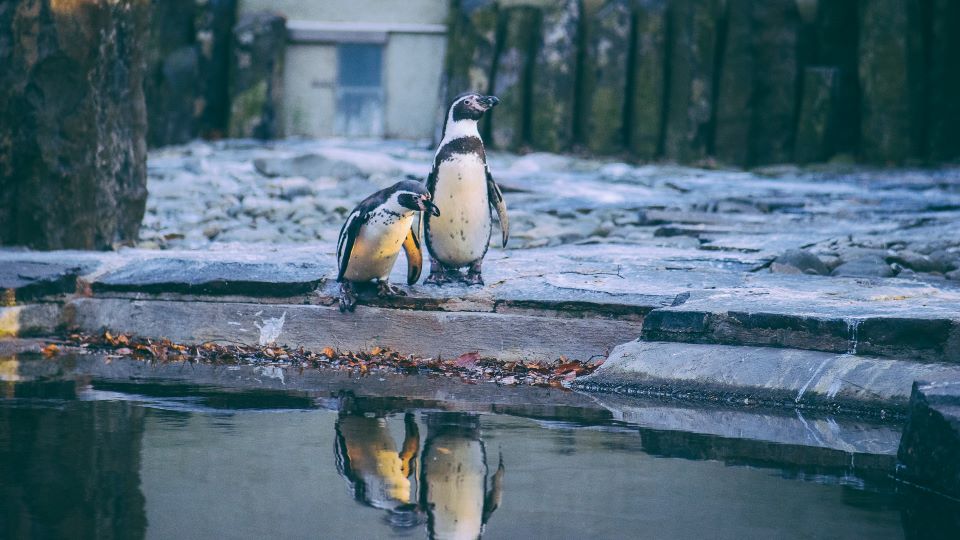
left=337, top=180, right=440, bottom=312
left=424, top=93, right=509, bottom=285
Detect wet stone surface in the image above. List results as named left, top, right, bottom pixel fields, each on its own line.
left=897, top=381, right=960, bottom=499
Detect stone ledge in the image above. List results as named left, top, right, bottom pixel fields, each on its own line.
left=897, top=381, right=960, bottom=499
left=574, top=341, right=960, bottom=416
left=0, top=261, right=86, bottom=302
left=3, top=244, right=960, bottom=364
left=66, top=297, right=643, bottom=363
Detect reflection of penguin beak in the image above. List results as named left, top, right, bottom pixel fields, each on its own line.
left=421, top=199, right=441, bottom=217
left=480, top=95, right=500, bottom=110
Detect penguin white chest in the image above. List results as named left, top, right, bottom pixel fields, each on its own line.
left=428, top=154, right=491, bottom=267
left=344, top=212, right=413, bottom=282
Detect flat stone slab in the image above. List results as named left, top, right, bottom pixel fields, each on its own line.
left=66, top=297, right=642, bottom=363
left=93, top=258, right=328, bottom=297
left=0, top=260, right=85, bottom=302
left=2, top=242, right=959, bottom=363
left=897, top=381, right=960, bottom=499
left=592, top=393, right=898, bottom=471
left=574, top=341, right=960, bottom=416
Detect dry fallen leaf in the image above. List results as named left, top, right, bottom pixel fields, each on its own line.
left=455, top=351, right=481, bottom=368
left=41, top=344, right=59, bottom=358
left=322, top=347, right=336, bottom=358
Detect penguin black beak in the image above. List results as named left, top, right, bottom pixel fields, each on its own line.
left=480, top=95, right=500, bottom=110
left=422, top=199, right=441, bottom=217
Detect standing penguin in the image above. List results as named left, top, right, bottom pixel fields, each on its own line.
left=424, top=93, right=509, bottom=285
left=337, top=180, right=440, bottom=312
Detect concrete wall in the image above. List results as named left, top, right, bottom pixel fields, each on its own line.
left=240, top=0, right=448, bottom=140
left=239, top=0, right=446, bottom=24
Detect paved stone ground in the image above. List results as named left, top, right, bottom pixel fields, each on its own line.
left=3, top=139, right=960, bottom=416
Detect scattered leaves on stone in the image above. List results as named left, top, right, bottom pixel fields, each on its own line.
left=54, top=332, right=602, bottom=388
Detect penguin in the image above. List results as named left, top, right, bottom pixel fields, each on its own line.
left=336, top=180, right=440, bottom=312
left=419, top=412, right=504, bottom=539
left=424, top=93, right=509, bottom=285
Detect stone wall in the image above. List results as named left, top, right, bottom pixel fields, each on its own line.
left=441, top=0, right=960, bottom=166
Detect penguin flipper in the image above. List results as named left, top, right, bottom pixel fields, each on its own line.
left=402, top=225, right=423, bottom=285
left=486, top=169, right=509, bottom=247
left=336, top=211, right=368, bottom=282
left=482, top=453, right=505, bottom=524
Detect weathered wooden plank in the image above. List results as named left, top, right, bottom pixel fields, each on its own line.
left=490, top=6, right=540, bottom=149
left=578, top=0, right=632, bottom=154
left=529, top=0, right=580, bottom=152
left=794, top=67, right=839, bottom=164
left=663, top=0, right=719, bottom=162
left=629, top=0, right=668, bottom=159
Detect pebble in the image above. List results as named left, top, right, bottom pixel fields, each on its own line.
left=138, top=139, right=960, bottom=286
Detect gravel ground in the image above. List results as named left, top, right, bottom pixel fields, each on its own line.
left=141, top=138, right=960, bottom=282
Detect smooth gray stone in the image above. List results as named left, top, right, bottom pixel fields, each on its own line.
left=773, top=249, right=830, bottom=276
left=831, top=255, right=895, bottom=278
left=576, top=340, right=960, bottom=414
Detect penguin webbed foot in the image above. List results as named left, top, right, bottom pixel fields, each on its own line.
left=376, top=279, right=406, bottom=298
left=339, top=282, right=358, bottom=313
left=424, top=271, right=451, bottom=285
left=424, top=261, right=457, bottom=285
left=465, top=261, right=484, bottom=286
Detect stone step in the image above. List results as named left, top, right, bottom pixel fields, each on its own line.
left=574, top=341, right=960, bottom=416
left=2, top=244, right=959, bottom=364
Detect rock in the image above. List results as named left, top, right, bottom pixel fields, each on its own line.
left=578, top=0, right=632, bottom=154
left=946, top=270, right=960, bottom=281
left=490, top=6, right=539, bottom=150
left=889, top=250, right=950, bottom=274
left=253, top=154, right=362, bottom=179
left=794, top=67, right=840, bottom=164
left=897, top=381, right=960, bottom=499
left=858, top=0, right=924, bottom=163
left=270, top=177, right=314, bottom=200
left=831, top=256, right=895, bottom=278
left=0, top=0, right=150, bottom=250
left=629, top=0, right=667, bottom=159
left=663, top=0, right=719, bottom=162
left=529, top=0, right=579, bottom=152
left=229, top=11, right=285, bottom=139
left=0, top=262, right=84, bottom=303
left=93, top=258, right=327, bottom=296
left=772, top=249, right=829, bottom=276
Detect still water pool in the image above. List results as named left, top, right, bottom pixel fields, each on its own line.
left=1, top=362, right=957, bottom=539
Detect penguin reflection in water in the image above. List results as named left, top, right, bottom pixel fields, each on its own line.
left=424, top=93, right=509, bottom=285
left=336, top=180, right=440, bottom=312
left=335, top=405, right=504, bottom=538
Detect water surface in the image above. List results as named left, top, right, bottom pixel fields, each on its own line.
left=1, top=358, right=957, bottom=539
